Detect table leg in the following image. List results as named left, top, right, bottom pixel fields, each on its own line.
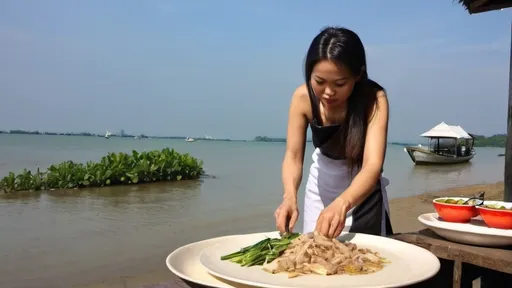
left=453, top=258, right=462, bottom=288
left=472, top=277, right=481, bottom=288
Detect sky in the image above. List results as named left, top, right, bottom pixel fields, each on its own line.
left=0, top=0, right=510, bottom=142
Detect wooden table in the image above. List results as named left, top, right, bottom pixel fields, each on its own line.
left=390, top=229, right=512, bottom=288
left=157, top=229, right=512, bottom=288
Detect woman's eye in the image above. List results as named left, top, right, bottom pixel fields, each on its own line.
left=336, top=82, right=346, bottom=87
left=314, top=79, right=324, bottom=85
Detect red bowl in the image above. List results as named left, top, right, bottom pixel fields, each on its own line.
left=432, top=197, right=482, bottom=223
left=476, top=201, right=512, bottom=230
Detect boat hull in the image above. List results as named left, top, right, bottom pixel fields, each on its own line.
left=404, top=146, right=475, bottom=165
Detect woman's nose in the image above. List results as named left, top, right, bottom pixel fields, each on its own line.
left=324, top=86, right=335, bottom=96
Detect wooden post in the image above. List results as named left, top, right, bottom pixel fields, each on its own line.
left=506, top=22, right=512, bottom=202
left=453, top=257, right=462, bottom=288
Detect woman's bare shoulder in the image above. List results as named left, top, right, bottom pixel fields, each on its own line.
left=290, top=84, right=310, bottom=109
left=368, top=79, right=387, bottom=100
left=288, top=84, right=312, bottom=122
left=292, top=84, right=308, bottom=100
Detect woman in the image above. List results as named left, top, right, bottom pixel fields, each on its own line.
left=274, top=26, right=393, bottom=239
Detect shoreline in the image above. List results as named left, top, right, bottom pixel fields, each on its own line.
left=73, top=181, right=505, bottom=288
left=0, top=134, right=507, bottom=148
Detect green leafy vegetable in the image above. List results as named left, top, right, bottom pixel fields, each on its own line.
left=220, top=232, right=300, bottom=267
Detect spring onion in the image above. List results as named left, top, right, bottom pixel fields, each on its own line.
left=220, top=232, right=300, bottom=267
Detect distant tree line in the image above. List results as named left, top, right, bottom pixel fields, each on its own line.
left=3, top=129, right=168, bottom=139
left=253, top=136, right=286, bottom=142
left=472, top=134, right=507, bottom=148
left=253, top=136, right=314, bottom=143
left=1, top=129, right=237, bottom=141
left=387, top=135, right=508, bottom=148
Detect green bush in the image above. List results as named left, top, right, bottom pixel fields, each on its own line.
left=0, top=148, right=204, bottom=193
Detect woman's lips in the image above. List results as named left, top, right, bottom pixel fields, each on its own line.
left=322, top=98, right=338, bottom=105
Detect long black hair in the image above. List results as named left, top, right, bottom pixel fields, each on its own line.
left=304, top=26, right=384, bottom=171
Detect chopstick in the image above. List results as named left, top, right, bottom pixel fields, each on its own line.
left=462, top=191, right=485, bottom=205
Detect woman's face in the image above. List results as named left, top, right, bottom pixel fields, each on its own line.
left=310, top=60, right=358, bottom=109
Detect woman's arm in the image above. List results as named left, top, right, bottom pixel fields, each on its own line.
left=282, top=85, right=308, bottom=202
left=337, top=90, right=389, bottom=210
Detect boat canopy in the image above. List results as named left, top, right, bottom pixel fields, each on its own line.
left=420, top=122, right=473, bottom=139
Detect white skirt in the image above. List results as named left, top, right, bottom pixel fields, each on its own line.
left=303, top=148, right=391, bottom=236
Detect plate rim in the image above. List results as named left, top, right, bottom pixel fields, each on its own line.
left=166, top=235, right=236, bottom=288
left=166, top=231, right=272, bottom=288
left=418, top=213, right=512, bottom=237
left=199, top=231, right=441, bottom=288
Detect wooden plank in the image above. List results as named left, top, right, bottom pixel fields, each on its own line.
left=468, top=0, right=512, bottom=14
left=469, top=0, right=493, bottom=11
left=506, top=22, right=512, bottom=203
left=391, top=229, right=512, bottom=274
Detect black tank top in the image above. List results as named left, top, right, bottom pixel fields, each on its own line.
left=307, top=85, right=346, bottom=160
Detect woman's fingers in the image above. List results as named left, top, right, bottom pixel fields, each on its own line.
left=335, top=213, right=346, bottom=238
left=289, top=210, right=299, bottom=231
left=314, top=217, right=321, bottom=235
left=334, top=221, right=344, bottom=239
left=277, top=209, right=290, bottom=233
left=318, top=214, right=331, bottom=237
left=328, top=214, right=339, bottom=238
left=274, top=208, right=281, bottom=231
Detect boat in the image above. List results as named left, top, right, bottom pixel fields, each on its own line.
left=185, top=137, right=195, bottom=142
left=105, top=130, right=112, bottom=139
left=203, top=133, right=215, bottom=140
left=404, top=122, right=476, bottom=165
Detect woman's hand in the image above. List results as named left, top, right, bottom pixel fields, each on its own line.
left=274, top=196, right=299, bottom=234
left=315, top=198, right=350, bottom=239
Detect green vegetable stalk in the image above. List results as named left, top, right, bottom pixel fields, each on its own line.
left=220, top=232, right=300, bottom=267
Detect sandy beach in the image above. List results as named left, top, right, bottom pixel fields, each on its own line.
left=73, top=181, right=506, bottom=288
left=389, top=181, right=504, bottom=233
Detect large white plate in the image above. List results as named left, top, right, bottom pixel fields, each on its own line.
left=418, top=213, right=512, bottom=247
left=199, top=231, right=440, bottom=288
left=166, top=233, right=263, bottom=288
